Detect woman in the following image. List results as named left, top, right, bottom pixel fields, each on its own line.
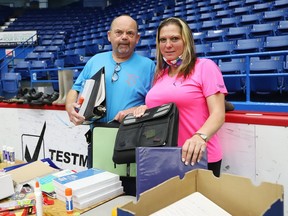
left=134, top=17, right=227, bottom=177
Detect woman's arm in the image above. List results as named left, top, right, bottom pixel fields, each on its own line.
left=181, top=93, right=226, bottom=165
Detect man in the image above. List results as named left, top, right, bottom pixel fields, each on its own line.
left=65, top=15, right=155, bottom=170
left=66, top=15, right=155, bottom=125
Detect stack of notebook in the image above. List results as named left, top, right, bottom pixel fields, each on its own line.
left=53, top=168, right=123, bottom=209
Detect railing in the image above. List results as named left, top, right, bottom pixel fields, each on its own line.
left=29, top=65, right=84, bottom=88
left=0, top=33, right=37, bottom=73
left=208, top=50, right=288, bottom=112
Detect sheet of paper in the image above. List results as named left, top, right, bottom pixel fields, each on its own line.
left=150, top=192, right=231, bottom=216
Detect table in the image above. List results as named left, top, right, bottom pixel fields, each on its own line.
left=0, top=161, right=134, bottom=215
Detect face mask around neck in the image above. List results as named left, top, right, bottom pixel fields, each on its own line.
left=163, top=55, right=183, bottom=67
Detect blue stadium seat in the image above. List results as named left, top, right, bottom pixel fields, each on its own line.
left=101, top=44, right=112, bottom=52
left=77, top=56, right=91, bottom=66
left=263, top=35, right=288, bottom=51
left=39, top=34, right=53, bottom=43
left=150, top=48, right=156, bottom=61
left=199, top=12, right=216, bottom=21
left=54, top=59, right=64, bottom=69
left=273, top=0, right=288, bottom=9
left=82, top=40, right=100, bottom=56
left=138, top=24, right=147, bottom=33
left=73, top=41, right=84, bottom=49
left=234, top=38, right=264, bottom=53
left=219, top=58, right=246, bottom=74
left=141, top=29, right=157, bottom=40
left=137, top=38, right=155, bottom=50
left=252, top=2, right=273, bottom=13
left=250, top=56, right=283, bottom=74
left=219, top=17, right=241, bottom=28
left=199, top=6, right=214, bottom=14
left=228, top=1, right=243, bottom=8
left=30, top=60, right=47, bottom=70
left=65, top=43, right=76, bottom=50
left=188, top=23, right=202, bottom=32
left=186, top=15, right=200, bottom=23
left=201, top=20, right=220, bottom=31
left=51, top=39, right=65, bottom=49
left=62, top=48, right=86, bottom=67
left=24, top=52, right=40, bottom=62
left=207, top=41, right=236, bottom=56
left=1, top=73, right=21, bottom=94
left=195, top=43, right=211, bottom=57
left=277, top=20, right=288, bottom=35
left=245, top=0, right=259, bottom=6
left=174, top=11, right=185, bottom=18
left=13, top=61, right=31, bottom=80
left=174, top=4, right=185, bottom=12
left=225, top=26, right=251, bottom=40
left=30, top=60, right=48, bottom=80
left=285, top=55, right=288, bottom=72
left=135, top=50, right=151, bottom=58
left=193, top=32, right=206, bottom=44
left=33, top=46, right=46, bottom=53
left=249, top=56, right=284, bottom=95
left=53, top=34, right=66, bottom=40
left=239, top=13, right=263, bottom=26
left=203, top=30, right=227, bottom=43
left=218, top=58, right=246, bottom=96
left=249, top=23, right=277, bottom=38
left=39, top=52, right=55, bottom=67
left=234, top=6, right=253, bottom=16
left=186, top=8, right=198, bottom=16
left=263, top=10, right=287, bottom=23
left=41, top=39, right=53, bottom=46
left=215, top=9, right=233, bottom=19
left=213, top=2, right=228, bottom=11
left=46, top=45, right=60, bottom=56
left=146, top=22, right=159, bottom=31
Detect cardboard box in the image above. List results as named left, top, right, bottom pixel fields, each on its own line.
left=0, top=173, right=14, bottom=199
left=7, top=160, right=58, bottom=184
left=118, top=169, right=284, bottom=216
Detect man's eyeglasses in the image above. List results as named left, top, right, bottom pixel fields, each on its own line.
left=111, top=63, right=121, bottom=82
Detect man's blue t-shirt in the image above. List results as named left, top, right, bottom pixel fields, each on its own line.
left=72, top=51, right=155, bottom=122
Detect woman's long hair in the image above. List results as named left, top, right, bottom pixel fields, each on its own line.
left=154, top=17, right=198, bottom=83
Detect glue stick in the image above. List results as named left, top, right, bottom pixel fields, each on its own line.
left=35, top=181, right=43, bottom=216
left=9, top=147, right=15, bottom=164
left=65, top=187, right=73, bottom=214
left=2, top=145, right=7, bottom=162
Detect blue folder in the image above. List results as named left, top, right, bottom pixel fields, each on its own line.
left=136, top=147, right=208, bottom=198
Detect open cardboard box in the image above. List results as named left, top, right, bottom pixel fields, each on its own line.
left=117, top=169, right=284, bottom=216
left=7, top=160, right=58, bottom=184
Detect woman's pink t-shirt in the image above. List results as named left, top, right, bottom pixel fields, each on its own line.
left=145, top=58, right=227, bottom=163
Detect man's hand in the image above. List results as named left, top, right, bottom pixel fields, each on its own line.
left=66, top=102, right=85, bottom=125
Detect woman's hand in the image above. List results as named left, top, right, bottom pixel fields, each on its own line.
left=133, top=105, right=148, bottom=117
left=181, top=134, right=207, bottom=166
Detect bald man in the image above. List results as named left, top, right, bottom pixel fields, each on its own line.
left=66, top=15, right=155, bottom=125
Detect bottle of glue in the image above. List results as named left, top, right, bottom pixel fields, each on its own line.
left=65, top=188, right=73, bottom=214
left=34, top=181, right=43, bottom=216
